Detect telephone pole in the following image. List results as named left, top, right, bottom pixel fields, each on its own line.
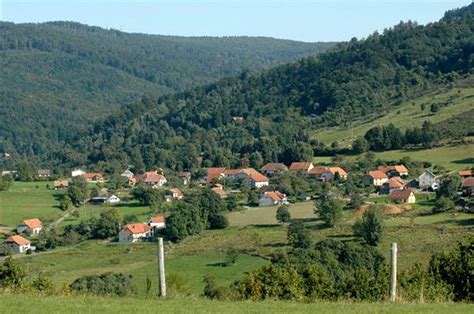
left=157, top=237, right=166, bottom=297
left=390, top=243, right=398, bottom=302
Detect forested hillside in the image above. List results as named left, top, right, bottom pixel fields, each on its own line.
left=59, top=4, right=474, bottom=172
left=0, top=21, right=334, bottom=157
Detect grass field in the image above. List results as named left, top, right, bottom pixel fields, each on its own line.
left=314, top=86, right=474, bottom=146
left=0, top=182, right=63, bottom=228
left=1, top=294, right=473, bottom=314
left=315, top=143, right=473, bottom=171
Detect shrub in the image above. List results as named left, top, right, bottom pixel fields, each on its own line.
left=353, top=207, right=384, bottom=246
left=225, top=248, right=240, bottom=266
left=31, top=274, right=55, bottom=294
left=317, top=198, right=343, bottom=227
left=0, top=257, right=26, bottom=288
left=70, top=272, right=135, bottom=296
left=287, top=221, right=312, bottom=249
left=276, top=205, right=291, bottom=224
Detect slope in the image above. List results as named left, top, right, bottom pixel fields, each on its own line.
left=0, top=21, right=335, bottom=157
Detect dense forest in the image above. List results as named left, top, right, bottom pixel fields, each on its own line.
left=0, top=21, right=335, bottom=157
left=49, top=4, right=474, bottom=173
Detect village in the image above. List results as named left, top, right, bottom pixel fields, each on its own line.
left=2, top=159, right=473, bottom=254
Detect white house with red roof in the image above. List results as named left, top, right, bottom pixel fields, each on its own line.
left=241, top=168, right=269, bottom=188
left=4, top=235, right=31, bottom=253
left=362, top=170, right=389, bottom=186
left=378, top=165, right=409, bottom=177
left=289, top=162, right=314, bottom=173
left=119, top=223, right=154, bottom=243
left=132, top=171, right=167, bottom=188
left=17, top=218, right=42, bottom=235
left=259, top=191, right=288, bottom=207
left=148, top=216, right=166, bottom=229
left=260, top=163, right=288, bottom=176
left=84, top=172, right=105, bottom=183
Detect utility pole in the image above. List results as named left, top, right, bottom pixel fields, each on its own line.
left=390, top=243, right=398, bottom=302
left=157, top=237, right=166, bottom=297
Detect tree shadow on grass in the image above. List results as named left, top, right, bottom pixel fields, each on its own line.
left=452, top=158, right=474, bottom=164
left=307, top=223, right=328, bottom=231
left=52, top=193, right=64, bottom=201
left=112, top=202, right=144, bottom=208
left=253, top=224, right=279, bottom=228
left=263, top=242, right=287, bottom=248
left=437, top=218, right=474, bottom=226
left=290, top=217, right=319, bottom=223
left=206, top=262, right=227, bottom=267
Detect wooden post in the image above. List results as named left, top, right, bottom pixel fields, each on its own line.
left=157, top=237, right=166, bottom=297
left=390, top=242, right=397, bottom=302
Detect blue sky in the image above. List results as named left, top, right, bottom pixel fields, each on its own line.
left=1, top=0, right=471, bottom=42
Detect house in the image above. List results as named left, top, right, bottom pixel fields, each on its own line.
left=258, top=185, right=276, bottom=194
left=71, top=168, right=86, bottom=177
left=211, top=184, right=228, bottom=198
left=241, top=168, right=269, bottom=188
left=382, top=177, right=405, bottom=194
left=232, top=116, right=245, bottom=123
left=418, top=170, right=439, bottom=191
left=133, top=172, right=167, bottom=188
left=223, top=168, right=247, bottom=180
left=178, top=172, right=191, bottom=185
left=377, top=165, right=409, bottom=177
left=121, top=169, right=134, bottom=180
left=52, top=180, right=69, bottom=190
left=289, top=162, right=314, bottom=173
left=119, top=223, right=154, bottom=243
left=259, top=191, right=288, bottom=207
left=389, top=189, right=416, bottom=204
left=309, top=166, right=348, bottom=181
left=165, top=188, right=184, bottom=202
left=206, top=167, right=226, bottom=184
left=362, top=171, right=389, bottom=186
left=106, top=194, right=121, bottom=203
left=148, top=216, right=166, bottom=229
left=37, top=169, right=51, bottom=178
left=3, top=235, right=31, bottom=253
left=260, top=163, right=288, bottom=176
left=84, top=172, right=105, bottom=183
left=459, top=170, right=474, bottom=179
left=17, top=218, right=42, bottom=235
left=462, top=177, right=474, bottom=196
left=1, top=170, right=17, bottom=177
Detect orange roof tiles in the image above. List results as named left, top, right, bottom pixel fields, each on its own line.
left=21, top=218, right=42, bottom=229
left=289, top=162, right=313, bottom=171
left=149, top=216, right=166, bottom=223
left=389, top=189, right=414, bottom=200
left=6, top=235, right=30, bottom=246
left=123, top=223, right=152, bottom=234
left=368, top=170, right=388, bottom=180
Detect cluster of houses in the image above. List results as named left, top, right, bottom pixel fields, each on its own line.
left=2, top=218, right=43, bottom=253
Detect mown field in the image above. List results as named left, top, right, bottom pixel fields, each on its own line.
left=314, top=86, right=474, bottom=146
left=315, top=143, right=474, bottom=171
left=1, top=294, right=473, bottom=314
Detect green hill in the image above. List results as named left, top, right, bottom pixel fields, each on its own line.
left=0, top=21, right=334, bottom=157
left=62, top=4, right=473, bottom=171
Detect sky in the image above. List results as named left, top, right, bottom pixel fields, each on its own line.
left=0, top=0, right=471, bottom=42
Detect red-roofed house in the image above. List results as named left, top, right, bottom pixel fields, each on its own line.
left=165, top=188, right=184, bottom=202
left=84, top=172, right=105, bottom=183
left=309, top=166, right=348, bottom=181
left=119, top=223, right=154, bottom=243
left=17, top=218, right=42, bottom=235
left=382, top=177, right=405, bottom=194
left=289, top=162, right=314, bottom=173
left=389, top=189, right=416, bottom=204
left=133, top=172, right=167, bottom=188
left=459, top=170, right=474, bottom=179
left=211, top=184, right=228, bottom=198
left=4, top=235, right=31, bottom=253
left=242, top=168, right=269, bottom=188
left=462, top=177, right=474, bottom=196
left=206, top=167, right=226, bottom=184
left=378, top=165, right=409, bottom=177
left=362, top=171, right=389, bottom=186
left=259, top=191, right=288, bottom=207
left=178, top=172, right=191, bottom=185
left=148, top=216, right=166, bottom=229
left=260, top=163, right=288, bottom=176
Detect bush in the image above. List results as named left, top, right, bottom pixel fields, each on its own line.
left=433, top=196, right=455, bottom=213
left=317, top=198, right=343, bottom=227
left=0, top=257, right=26, bottom=288
left=287, top=221, right=311, bottom=249
left=353, top=207, right=384, bottom=246
left=31, top=274, right=55, bottom=294
left=70, top=272, right=135, bottom=296
left=276, top=205, right=291, bottom=224
left=225, top=248, right=240, bottom=266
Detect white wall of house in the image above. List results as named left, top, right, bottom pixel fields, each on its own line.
left=419, top=171, right=437, bottom=190
left=6, top=242, right=30, bottom=253
left=119, top=229, right=153, bottom=243
left=71, top=169, right=86, bottom=177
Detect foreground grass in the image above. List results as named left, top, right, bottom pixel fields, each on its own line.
left=1, top=294, right=472, bottom=314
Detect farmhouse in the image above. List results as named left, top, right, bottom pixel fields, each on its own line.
left=148, top=216, right=166, bottom=229
left=309, top=166, right=348, bottom=181
left=84, top=172, right=105, bottom=183
left=382, top=177, right=405, bottom=194
left=1, top=170, right=17, bottom=177
left=211, top=184, right=228, bottom=198
left=90, top=194, right=121, bottom=204
left=206, top=167, right=226, bottom=184
left=17, top=218, right=42, bottom=235
left=52, top=180, right=69, bottom=190
left=242, top=168, right=269, bottom=188
left=178, top=171, right=191, bottom=185
left=71, top=168, right=86, bottom=177
left=259, top=191, right=288, bottom=207
left=260, top=163, right=288, bottom=176
left=389, top=189, right=416, bottom=204
left=289, top=162, right=314, bottom=173
left=418, top=170, right=439, bottom=190
left=133, top=172, right=167, bottom=188
left=377, top=165, right=409, bottom=177
left=362, top=171, right=389, bottom=186
left=459, top=170, right=474, bottom=179
left=165, top=188, right=184, bottom=202
left=462, top=177, right=474, bottom=196
left=37, top=169, right=51, bottom=178
left=121, top=169, right=134, bottom=180
left=119, top=223, right=154, bottom=243
left=4, top=235, right=31, bottom=253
